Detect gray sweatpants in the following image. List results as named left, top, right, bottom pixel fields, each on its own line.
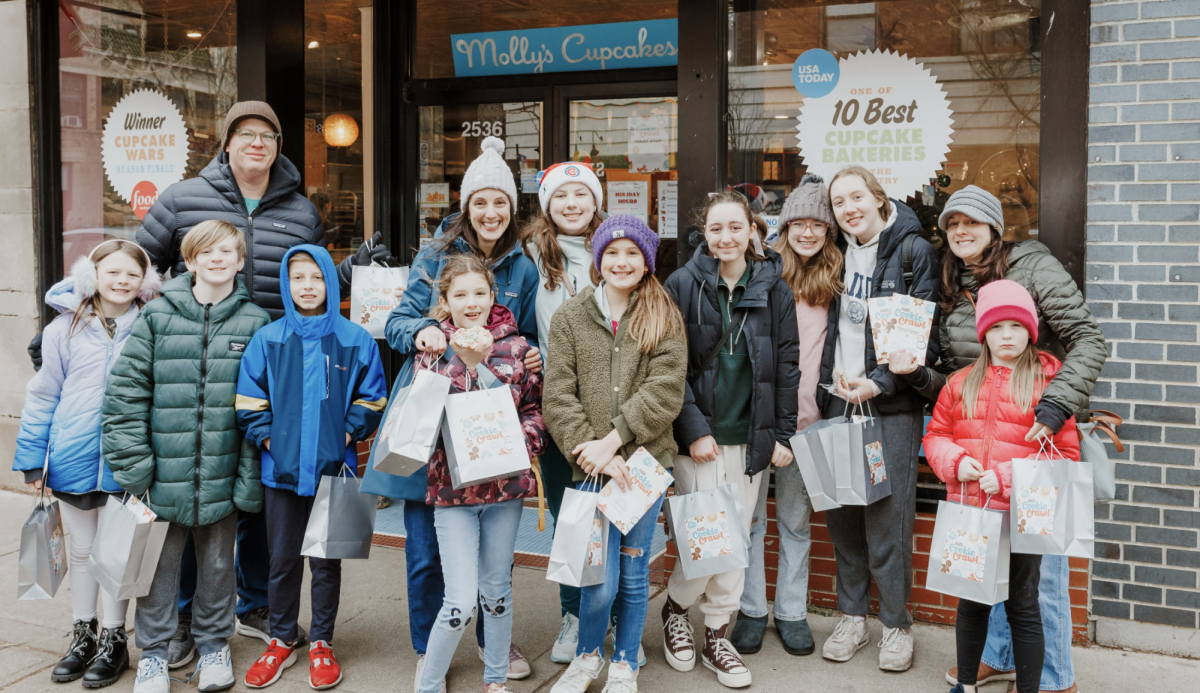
left=135, top=513, right=237, bottom=659
left=821, top=400, right=923, bottom=629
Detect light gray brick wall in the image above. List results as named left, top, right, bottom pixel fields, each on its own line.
left=1090, top=0, right=1200, bottom=633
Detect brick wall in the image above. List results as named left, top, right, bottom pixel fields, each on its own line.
left=1088, top=0, right=1200, bottom=632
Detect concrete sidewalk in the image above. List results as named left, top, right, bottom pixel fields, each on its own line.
left=0, top=489, right=1194, bottom=692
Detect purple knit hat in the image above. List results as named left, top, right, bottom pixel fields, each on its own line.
left=593, top=214, right=660, bottom=275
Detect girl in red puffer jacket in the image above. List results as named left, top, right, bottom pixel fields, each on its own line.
left=923, top=279, right=1079, bottom=693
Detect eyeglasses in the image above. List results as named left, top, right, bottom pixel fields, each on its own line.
left=234, top=128, right=281, bottom=146
left=789, top=221, right=829, bottom=235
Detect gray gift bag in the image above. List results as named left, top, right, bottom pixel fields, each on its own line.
left=18, top=473, right=68, bottom=600
left=546, top=476, right=609, bottom=588
left=370, top=355, right=452, bottom=477
left=1010, top=447, right=1095, bottom=558
left=302, top=464, right=378, bottom=560
left=828, top=399, right=892, bottom=506
left=88, top=494, right=169, bottom=601
left=790, top=419, right=841, bottom=511
left=667, top=459, right=750, bottom=581
left=926, top=487, right=1010, bottom=606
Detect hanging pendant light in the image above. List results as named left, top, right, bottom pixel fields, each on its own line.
left=323, top=114, right=358, bottom=147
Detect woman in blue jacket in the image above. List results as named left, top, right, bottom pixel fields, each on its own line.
left=362, top=136, right=542, bottom=686
left=13, top=239, right=160, bottom=687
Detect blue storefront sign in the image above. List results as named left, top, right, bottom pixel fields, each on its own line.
left=451, top=19, right=678, bottom=77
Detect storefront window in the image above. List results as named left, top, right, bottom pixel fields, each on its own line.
left=569, top=96, right=679, bottom=280
left=728, top=0, right=1042, bottom=245
left=417, top=102, right=543, bottom=247
left=414, top=0, right=677, bottom=80
left=59, top=0, right=237, bottom=272
left=305, top=0, right=374, bottom=316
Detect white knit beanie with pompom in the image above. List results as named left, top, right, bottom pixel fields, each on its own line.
left=460, top=136, right=518, bottom=208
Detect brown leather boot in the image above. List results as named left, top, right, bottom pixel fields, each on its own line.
left=945, top=661, right=1017, bottom=686
left=661, top=596, right=695, bottom=672
left=701, top=624, right=752, bottom=689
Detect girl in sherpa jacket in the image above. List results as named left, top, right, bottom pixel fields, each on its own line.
left=13, top=239, right=160, bottom=688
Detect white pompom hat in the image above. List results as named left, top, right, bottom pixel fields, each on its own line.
left=460, top=136, right=518, bottom=208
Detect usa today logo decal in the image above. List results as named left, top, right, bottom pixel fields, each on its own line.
left=792, top=49, right=839, bottom=98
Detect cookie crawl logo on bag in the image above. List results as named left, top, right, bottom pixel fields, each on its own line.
left=459, top=411, right=515, bottom=461
left=865, top=441, right=887, bottom=485
left=588, top=518, right=605, bottom=567
left=940, top=529, right=988, bottom=582
left=357, top=287, right=400, bottom=326
left=686, top=512, right=734, bottom=562
left=1016, top=486, right=1058, bottom=535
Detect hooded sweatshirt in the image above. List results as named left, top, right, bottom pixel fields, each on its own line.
left=236, top=245, right=389, bottom=496
left=14, top=272, right=145, bottom=505
left=833, top=205, right=897, bottom=393
left=528, top=233, right=597, bottom=365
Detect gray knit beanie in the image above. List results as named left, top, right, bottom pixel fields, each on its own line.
left=460, top=136, right=518, bottom=208
left=938, top=184, right=1004, bottom=232
left=779, top=173, right=835, bottom=228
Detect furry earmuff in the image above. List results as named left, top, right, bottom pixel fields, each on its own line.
left=71, top=240, right=162, bottom=303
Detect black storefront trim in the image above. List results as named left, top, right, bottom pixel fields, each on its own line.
left=31, top=0, right=63, bottom=329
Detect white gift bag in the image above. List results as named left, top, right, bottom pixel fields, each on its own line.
left=88, top=495, right=169, bottom=601
left=369, top=355, right=452, bottom=477
left=1010, top=441, right=1095, bottom=558
left=441, top=374, right=531, bottom=489
left=18, top=478, right=68, bottom=601
left=666, top=459, right=750, bottom=581
left=926, top=488, right=1010, bottom=606
left=350, top=264, right=409, bottom=339
left=546, top=475, right=610, bottom=587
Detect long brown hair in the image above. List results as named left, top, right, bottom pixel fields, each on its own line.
left=435, top=195, right=520, bottom=265
left=940, top=227, right=1016, bottom=314
left=428, top=253, right=496, bottom=323
left=520, top=210, right=601, bottom=292
left=828, top=165, right=893, bottom=225
left=960, top=339, right=1047, bottom=420
left=693, top=190, right=767, bottom=262
left=69, top=240, right=151, bottom=337
left=772, top=223, right=844, bottom=308
left=589, top=257, right=684, bottom=355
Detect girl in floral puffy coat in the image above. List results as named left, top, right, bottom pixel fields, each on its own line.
left=415, top=252, right=546, bottom=693
left=922, top=280, right=1079, bottom=693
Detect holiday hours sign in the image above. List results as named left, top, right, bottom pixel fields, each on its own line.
left=102, top=89, right=190, bottom=219
left=794, top=49, right=954, bottom=199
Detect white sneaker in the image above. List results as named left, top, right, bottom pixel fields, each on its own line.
left=601, top=660, right=637, bottom=693
left=821, top=615, right=869, bottom=662
left=878, top=626, right=914, bottom=672
left=195, top=645, right=235, bottom=692
left=134, top=656, right=170, bottom=693
left=414, top=654, right=446, bottom=693
left=553, top=613, right=580, bottom=663
left=551, top=654, right=603, bottom=693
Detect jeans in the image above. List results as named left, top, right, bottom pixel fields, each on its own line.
left=741, top=463, right=812, bottom=622
left=417, top=501, right=524, bottom=693
left=403, top=500, right=486, bottom=654
left=178, top=509, right=270, bottom=618
left=577, top=482, right=665, bottom=670
left=982, top=555, right=1076, bottom=690
left=264, top=488, right=342, bottom=644
left=957, top=552, right=1043, bottom=693
left=138, top=515, right=237, bottom=660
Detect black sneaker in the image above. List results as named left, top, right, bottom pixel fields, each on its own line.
left=83, top=627, right=129, bottom=688
left=52, top=619, right=98, bottom=682
left=167, top=614, right=196, bottom=670
left=236, top=607, right=308, bottom=647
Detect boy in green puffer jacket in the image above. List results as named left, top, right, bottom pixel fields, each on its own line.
left=102, top=220, right=271, bottom=693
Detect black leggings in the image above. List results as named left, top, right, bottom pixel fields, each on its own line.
left=956, top=552, right=1044, bottom=693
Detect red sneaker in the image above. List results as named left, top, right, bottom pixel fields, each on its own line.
left=308, top=641, right=343, bottom=690
left=245, top=639, right=297, bottom=688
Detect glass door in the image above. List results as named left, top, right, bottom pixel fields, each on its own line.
left=564, top=94, right=679, bottom=279
left=417, top=101, right=544, bottom=247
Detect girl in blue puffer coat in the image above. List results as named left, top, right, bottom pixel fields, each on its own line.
left=13, top=239, right=160, bottom=688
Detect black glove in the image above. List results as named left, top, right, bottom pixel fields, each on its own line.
left=337, top=232, right=397, bottom=289
left=28, top=332, right=42, bottom=372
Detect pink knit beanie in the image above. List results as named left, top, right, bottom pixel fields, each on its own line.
left=975, top=279, right=1038, bottom=343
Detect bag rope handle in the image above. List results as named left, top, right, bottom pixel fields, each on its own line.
left=530, top=457, right=546, bottom=532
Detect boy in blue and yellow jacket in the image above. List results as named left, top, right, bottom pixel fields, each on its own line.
left=235, top=244, right=387, bottom=690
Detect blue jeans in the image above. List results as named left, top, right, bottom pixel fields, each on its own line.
left=403, top=500, right=486, bottom=654
left=178, top=510, right=270, bottom=618
left=741, top=464, right=812, bottom=622
left=982, top=555, right=1075, bottom=690
left=577, top=483, right=665, bottom=671
left=417, top=501, right=524, bottom=693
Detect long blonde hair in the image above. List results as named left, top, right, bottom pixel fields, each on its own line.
left=772, top=226, right=844, bottom=308
left=960, top=341, right=1048, bottom=419
left=589, top=265, right=684, bottom=354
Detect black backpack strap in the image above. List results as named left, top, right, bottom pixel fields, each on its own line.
left=900, top=233, right=918, bottom=293
left=693, top=318, right=740, bottom=385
